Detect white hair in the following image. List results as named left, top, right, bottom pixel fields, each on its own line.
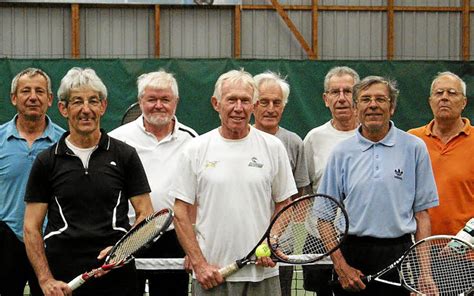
left=57, top=67, right=107, bottom=103
left=213, top=69, right=258, bottom=104
left=137, top=70, right=179, bottom=100
left=430, top=71, right=466, bottom=96
left=253, top=71, right=290, bottom=105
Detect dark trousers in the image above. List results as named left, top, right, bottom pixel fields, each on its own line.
left=302, top=235, right=333, bottom=296
left=332, top=234, right=412, bottom=296
left=279, top=265, right=293, bottom=296
left=45, top=240, right=139, bottom=296
left=136, top=229, right=189, bottom=296
left=0, top=221, right=42, bottom=296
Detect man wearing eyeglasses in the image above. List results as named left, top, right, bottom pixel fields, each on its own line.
left=23, top=67, right=153, bottom=296
left=253, top=71, right=310, bottom=296
left=318, top=76, right=439, bottom=296
left=409, top=72, right=473, bottom=238
left=302, top=66, right=359, bottom=296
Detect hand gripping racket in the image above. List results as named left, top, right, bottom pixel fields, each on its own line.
left=218, top=193, right=349, bottom=278
left=332, top=235, right=474, bottom=295
left=67, top=208, right=174, bottom=290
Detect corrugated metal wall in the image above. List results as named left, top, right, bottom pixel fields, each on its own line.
left=0, top=1, right=472, bottom=60
left=161, top=8, right=233, bottom=58
left=81, top=7, right=154, bottom=58
left=0, top=5, right=71, bottom=58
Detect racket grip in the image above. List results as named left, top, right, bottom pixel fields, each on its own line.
left=218, top=262, right=239, bottom=278
left=328, top=276, right=369, bottom=287
left=68, top=274, right=86, bottom=291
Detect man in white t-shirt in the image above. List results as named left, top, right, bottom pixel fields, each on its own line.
left=253, top=71, right=310, bottom=296
left=171, top=69, right=297, bottom=296
left=302, top=66, right=360, bottom=296
left=109, top=70, right=197, bottom=296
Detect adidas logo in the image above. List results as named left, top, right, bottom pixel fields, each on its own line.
left=394, top=168, right=403, bottom=180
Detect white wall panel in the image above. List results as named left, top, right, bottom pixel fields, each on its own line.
left=0, top=2, right=472, bottom=60
left=319, top=11, right=386, bottom=59
left=394, top=0, right=461, bottom=6
left=241, top=9, right=310, bottom=59
left=160, top=7, right=232, bottom=58
left=395, top=12, right=461, bottom=60
left=81, top=7, right=154, bottom=58
left=0, top=5, right=71, bottom=58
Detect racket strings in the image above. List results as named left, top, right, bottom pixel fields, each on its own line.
left=121, top=103, right=142, bottom=125
left=108, top=213, right=170, bottom=264
left=269, top=195, right=347, bottom=264
left=400, top=237, right=474, bottom=295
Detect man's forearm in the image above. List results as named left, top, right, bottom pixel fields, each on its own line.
left=330, top=249, right=349, bottom=273
left=174, top=201, right=207, bottom=267
left=415, top=210, right=432, bottom=241
left=24, top=228, right=54, bottom=285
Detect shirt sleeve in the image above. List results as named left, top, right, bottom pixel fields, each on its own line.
left=413, top=141, right=439, bottom=212
left=317, top=150, right=344, bottom=202
left=294, top=139, right=311, bottom=189
left=24, top=152, right=52, bottom=203
left=271, top=141, right=298, bottom=203
left=303, top=135, right=317, bottom=194
left=169, top=146, right=197, bottom=205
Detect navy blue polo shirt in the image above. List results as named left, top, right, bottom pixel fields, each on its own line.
left=25, top=129, right=151, bottom=254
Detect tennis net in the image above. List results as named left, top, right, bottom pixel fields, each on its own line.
left=135, top=258, right=332, bottom=296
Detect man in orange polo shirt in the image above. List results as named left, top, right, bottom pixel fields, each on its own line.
left=408, top=71, right=473, bottom=236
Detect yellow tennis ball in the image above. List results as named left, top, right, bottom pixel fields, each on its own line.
left=255, top=244, right=271, bottom=258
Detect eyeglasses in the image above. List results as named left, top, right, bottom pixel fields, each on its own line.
left=431, top=88, right=463, bottom=98
left=357, top=96, right=391, bottom=106
left=326, top=88, right=353, bottom=98
left=68, top=97, right=102, bottom=108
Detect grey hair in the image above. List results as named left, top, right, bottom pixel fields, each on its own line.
left=137, top=70, right=179, bottom=100
left=430, top=71, right=466, bottom=96
left=353, top=76, right=400, bottom=109
left=57, top=67, right=107, bottom=104
left=324, top=66, right=360, bottom=91
left=213, top=69, right=258, bottom=104
left=253, top=71, right=290, bottom=105
left=11, top=68, right=52, bottom=95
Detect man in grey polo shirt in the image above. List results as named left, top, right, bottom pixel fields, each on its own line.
left=319, top=76, right=438, bottom=296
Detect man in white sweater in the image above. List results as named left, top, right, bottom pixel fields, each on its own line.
left=302, top=66, right=360, bottom=296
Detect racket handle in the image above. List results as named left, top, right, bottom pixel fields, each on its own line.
left=328, top=276, right=370, bottom=287
left=68, top=274, right=86, bottom=291
left=218, top=262, right=239, bottom=278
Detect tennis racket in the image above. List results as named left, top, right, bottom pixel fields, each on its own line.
left=67, top=208, right=174, bottom=290
left=218, top=193, right=349, bottom=278
left=331, top=235, right=474, bottom=295
left=121, top=102, right=142, bottom=125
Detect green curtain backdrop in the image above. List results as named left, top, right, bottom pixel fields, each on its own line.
left=1, top=58, right=473, bottom=138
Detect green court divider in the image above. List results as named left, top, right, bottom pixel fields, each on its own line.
left=1, top=58, right=473, bottom=138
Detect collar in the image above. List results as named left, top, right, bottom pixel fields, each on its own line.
left=356, top=121, right=397, bottom=152
left=54, top=128, right=110, bottom=155
left=135, top=115, right=180, bottom=140
left=3, top=115, right=58, bottom=144
left=424, top=118, right=471, bottom=136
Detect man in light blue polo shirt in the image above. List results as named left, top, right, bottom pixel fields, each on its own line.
left=318, top=76, right=438, bottom=296
left=0, top=68, right=64, bottom=295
